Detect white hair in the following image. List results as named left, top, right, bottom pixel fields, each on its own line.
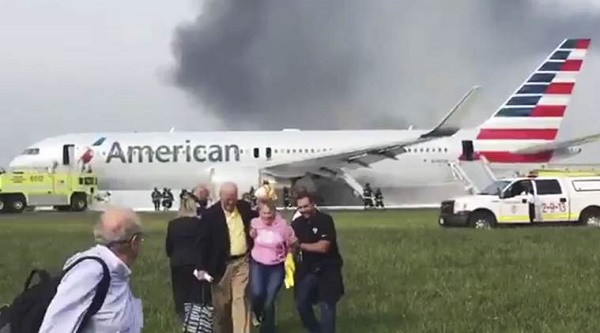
left=93, top=206, right=142, bottom=245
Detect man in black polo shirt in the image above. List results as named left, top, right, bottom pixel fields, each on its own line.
left=291, top=192, right=344, bottom=333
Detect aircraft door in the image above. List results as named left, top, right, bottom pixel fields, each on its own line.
left=62, top=144, right=75, bottom=166
left=499, top=179, right=531, bottom=224
left=461, top=140, right=474, bottom=160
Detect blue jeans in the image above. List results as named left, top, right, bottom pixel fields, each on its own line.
left=250, top=259, right=285, bottom=333
left=295, top=273, right=337, bottom=333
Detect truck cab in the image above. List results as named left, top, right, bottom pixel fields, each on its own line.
left=438, top=172, right=600, bottom=228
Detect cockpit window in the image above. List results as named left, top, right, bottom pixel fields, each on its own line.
left=22, top=148, right=40, bottom=155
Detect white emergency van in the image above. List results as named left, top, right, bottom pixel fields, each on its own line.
left=438, top=171, right=600, bottom=228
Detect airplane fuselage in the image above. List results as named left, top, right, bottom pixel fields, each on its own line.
left=8, top=128, right=559, bottom=194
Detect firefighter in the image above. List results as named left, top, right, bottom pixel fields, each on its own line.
left=242, top=191, right=252, bottom=204
left=282, top=186, right=291, bottom=208
left=179, top=189, right=188, bottom=200
left=162, top=188, right=174, bottom=211
left=374, top=188, right=384, bottom=209
left=179, top=189, right=189, bottom=209
left=363, top=183, right=374, bottom=209
left=151, top=187, right=162, bottom=212
left=249, top=186, right=257, bottom=208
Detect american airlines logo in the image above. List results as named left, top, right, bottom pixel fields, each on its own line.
left=106, top=141, right=241, bottom=163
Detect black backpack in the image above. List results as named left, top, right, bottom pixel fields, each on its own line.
left=0, top=256, right=111, bottom=333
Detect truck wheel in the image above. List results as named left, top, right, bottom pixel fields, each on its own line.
left=70, top=193, right=88, bottom=212
left=468, top=211, right=496, bottom=229
left=0, top=199, right=5, bottom=213
left=9, top=196, right=26, bottom=213
left=579, top=207, right=600, bottom=226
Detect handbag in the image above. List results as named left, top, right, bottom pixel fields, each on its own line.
left=182, top=283, right=213, bottom=333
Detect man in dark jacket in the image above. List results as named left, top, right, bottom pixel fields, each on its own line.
left=292, top=192, right=344, bottom=333
left=204, top=182, right=258, bottom=333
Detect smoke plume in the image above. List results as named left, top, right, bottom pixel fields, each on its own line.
left=170, top=0, right=600, bottom=130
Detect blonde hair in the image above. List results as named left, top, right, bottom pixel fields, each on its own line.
left=178, top=196, right=198, bottom=217
left=259, top=199, right=277, bottom=214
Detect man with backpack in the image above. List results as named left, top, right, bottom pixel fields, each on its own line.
left=42, top=206, right=145, bottom=332
left=0, top=206, right=145, bottom=333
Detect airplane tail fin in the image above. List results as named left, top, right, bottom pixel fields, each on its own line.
left=475, top=38, right=591, bottom=163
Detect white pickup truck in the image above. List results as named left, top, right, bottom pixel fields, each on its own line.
left=438, top=175, right=600, bottom=228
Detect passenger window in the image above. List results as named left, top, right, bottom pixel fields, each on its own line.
left=504, top=180, right=532, bottom=197
left=535, top=179, right=562, bottom=195
left=266, top=147, right=272, bottom=159
left=253, top=148, right=259, bottom=158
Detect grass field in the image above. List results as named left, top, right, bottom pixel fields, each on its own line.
left=2, top=209, right=600, bottom=332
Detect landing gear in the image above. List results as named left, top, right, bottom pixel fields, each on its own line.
left=336, top=170, right=366, bottom=200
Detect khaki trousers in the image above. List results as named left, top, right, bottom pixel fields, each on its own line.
left=211, top=255, right=251, bottom=333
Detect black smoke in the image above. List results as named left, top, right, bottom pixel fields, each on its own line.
left=170, top=0, right=600, bottom=130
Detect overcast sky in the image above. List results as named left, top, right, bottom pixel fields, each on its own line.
left=1, top=0, right=600, bottom=166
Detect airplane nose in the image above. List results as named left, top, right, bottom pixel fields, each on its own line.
left=8, top=156, right=25, bottom=169
left=8, top=156, right=47, bottom=169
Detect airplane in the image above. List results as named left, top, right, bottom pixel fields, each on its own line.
left=8, top=38, right=598, bottom=199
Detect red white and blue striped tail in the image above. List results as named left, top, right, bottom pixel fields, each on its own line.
left=475, top=38, right=591, bottom=163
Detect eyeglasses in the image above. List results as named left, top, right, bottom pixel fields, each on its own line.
left=105, top=232, right=144, bottom=247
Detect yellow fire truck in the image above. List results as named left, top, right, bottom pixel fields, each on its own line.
left=0, top=169, right=98, bottom=213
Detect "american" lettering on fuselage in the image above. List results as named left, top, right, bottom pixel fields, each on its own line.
left=106, top=141, right=241, bottom=163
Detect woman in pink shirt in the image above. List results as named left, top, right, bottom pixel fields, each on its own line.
left=249, top=200, right=296, bottom=333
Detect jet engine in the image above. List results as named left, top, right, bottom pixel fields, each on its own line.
left=551, top=146, right=582, bottom=159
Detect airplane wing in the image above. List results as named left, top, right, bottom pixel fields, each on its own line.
left=511, top=132, right=600, bottom=155
left=262, top=86, right=481, bottom=178
left=420, top=85, right=480, bottom=139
